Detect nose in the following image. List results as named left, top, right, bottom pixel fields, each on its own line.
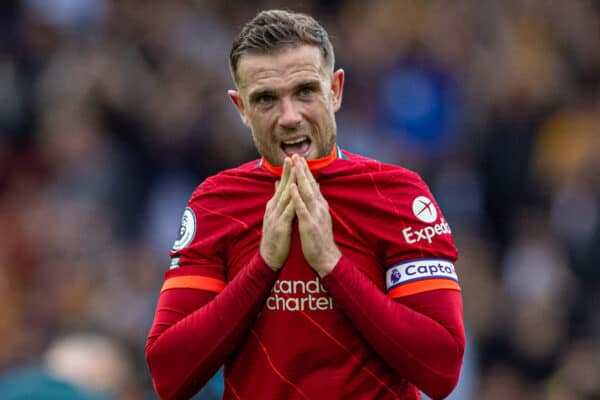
left=278, top=97, right=302, bottom=128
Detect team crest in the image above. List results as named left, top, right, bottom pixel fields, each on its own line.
left=172, top=207, right=196, bottom=251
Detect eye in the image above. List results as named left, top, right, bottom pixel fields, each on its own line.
left=257, top=94, right=275, bottom=104
left=298, top=86, right=313, bottom=97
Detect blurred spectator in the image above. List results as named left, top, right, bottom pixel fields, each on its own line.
left=377, top=45, right=464, bottom=157
left=1, top=0, right=599, bottom=399
left=42, top=332, right=138, bottom=399
left=0, top=367, right=98, bottom=400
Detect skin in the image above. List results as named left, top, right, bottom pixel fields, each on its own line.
left=228, top=45, right=344, bottom=166
left=228, top=45, right=344, bottom=276
left=289, top=154, right=342, bottom=277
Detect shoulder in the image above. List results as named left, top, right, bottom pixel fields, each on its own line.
left=170, top=160, right=266, bottom=256
left=339, top=149, right=428, bottom=191
left=189, top=159, right=266, bottom=201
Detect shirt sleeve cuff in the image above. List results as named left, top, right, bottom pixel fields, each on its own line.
left=319, top=255, right=352, bottom=289
left=253, top=252, right=280, bottom=279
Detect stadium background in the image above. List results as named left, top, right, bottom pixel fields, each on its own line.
left=0, top=0, right=599, bottom=399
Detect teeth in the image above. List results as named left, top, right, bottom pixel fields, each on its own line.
left=283, top=137, right=307, bottom=145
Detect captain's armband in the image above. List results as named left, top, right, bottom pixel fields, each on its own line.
left=386, top=259, right=460, bottom=298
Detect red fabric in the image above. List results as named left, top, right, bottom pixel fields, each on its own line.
left=321, top=257, right=465, bottom=400
left=146, top=253, right=278, bottom=400
left=146, top=258, right=464, bottom=400
left=146, top=149, right=465, bottom=399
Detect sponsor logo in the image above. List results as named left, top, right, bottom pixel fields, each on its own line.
left=403, top=195, right=451, bottom=244
left=412, top=196, right=438, bottom=223
left=403, top=218, right=452, bottom=244
left=266, top=278, right=334, bottom=312
left=386, top=259, right=458, bottom=290
left=172, top=207, right=196, bottom=251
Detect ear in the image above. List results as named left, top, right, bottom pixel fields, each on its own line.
left=331, top=69, right=345, bottom=112
left=228, top=90, right=250, bottom=127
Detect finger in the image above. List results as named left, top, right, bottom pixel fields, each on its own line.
left=280, top=157, right=293, bottom=187
left=294, top=159, right=316, bottom=204
left=290, top=183, right=310, bottom=219
left=279, top=169, right=296, bottom=206
left=301, top=157, right=319, bottom=190
left=300, top=158, right=325, bottom=205
left=276, top=167, right=295, bottom=214
left=273, top=157, right=292, bottom=202
left=280, top=196, right=296, bottom=222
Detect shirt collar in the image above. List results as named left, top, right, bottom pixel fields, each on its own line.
left=260, top=145, right=341, bottom=177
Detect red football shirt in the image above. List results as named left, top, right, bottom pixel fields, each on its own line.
left=146, top=147, right=465, bottom=400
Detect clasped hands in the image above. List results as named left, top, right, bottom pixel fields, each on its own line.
left=260, top=154, right=341, bottom=277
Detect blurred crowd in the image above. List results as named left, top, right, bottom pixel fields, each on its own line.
left=1, top=0, right=599, bottom=399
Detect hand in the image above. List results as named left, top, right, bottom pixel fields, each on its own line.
left=289, top=155, right=341, bottom=277
left=260, top=157, right=296, bottom=270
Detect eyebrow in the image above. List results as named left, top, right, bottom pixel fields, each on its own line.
left=248, top=89, right=276, bottom=103
left=295, top=79, right=321, bottom=89
left=248, top=79, right=321, bottom=101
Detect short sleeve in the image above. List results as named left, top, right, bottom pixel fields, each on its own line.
left=376, top=169, right=460, bottom=298
left=161, top=179, right=228, bottom=294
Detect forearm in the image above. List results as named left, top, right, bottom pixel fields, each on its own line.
left=146, top=253, right=278, bottom=400
left=321, top=256, right=465, bottom=400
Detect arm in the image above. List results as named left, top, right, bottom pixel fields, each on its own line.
left=289, top=155, right=464, bottom=398
left=320, top=257, right=465, bottom=400
left=147, top=159, right=296, bottom=400
left=146, top=253, right=278, bottom=400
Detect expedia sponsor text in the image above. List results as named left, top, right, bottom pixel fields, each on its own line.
left=403, top=218, right=452, bottom=244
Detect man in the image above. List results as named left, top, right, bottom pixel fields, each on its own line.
left=146, top=9, right=464, bottom=400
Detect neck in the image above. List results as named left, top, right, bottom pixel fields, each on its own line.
left=261, top=145, right=340, bottom=176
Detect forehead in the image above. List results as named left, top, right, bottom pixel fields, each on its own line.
left=237, top=45, right=327, bottom=91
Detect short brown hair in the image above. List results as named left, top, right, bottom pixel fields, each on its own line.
left=229, top=9, right=335, bottom=86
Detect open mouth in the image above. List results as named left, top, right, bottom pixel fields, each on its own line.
left=281, top=137, right=311, bottom=158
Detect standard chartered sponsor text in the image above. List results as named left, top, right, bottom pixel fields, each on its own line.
left=266, top=278, right=335, bottom=311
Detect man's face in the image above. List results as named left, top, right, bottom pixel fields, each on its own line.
left=229, top=45, right=344, bottom=166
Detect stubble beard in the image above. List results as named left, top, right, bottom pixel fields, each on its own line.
left=253, top=119, right=337, bottom=166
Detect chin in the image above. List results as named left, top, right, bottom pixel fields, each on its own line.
left=268, top=153, right=286, bottom=166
